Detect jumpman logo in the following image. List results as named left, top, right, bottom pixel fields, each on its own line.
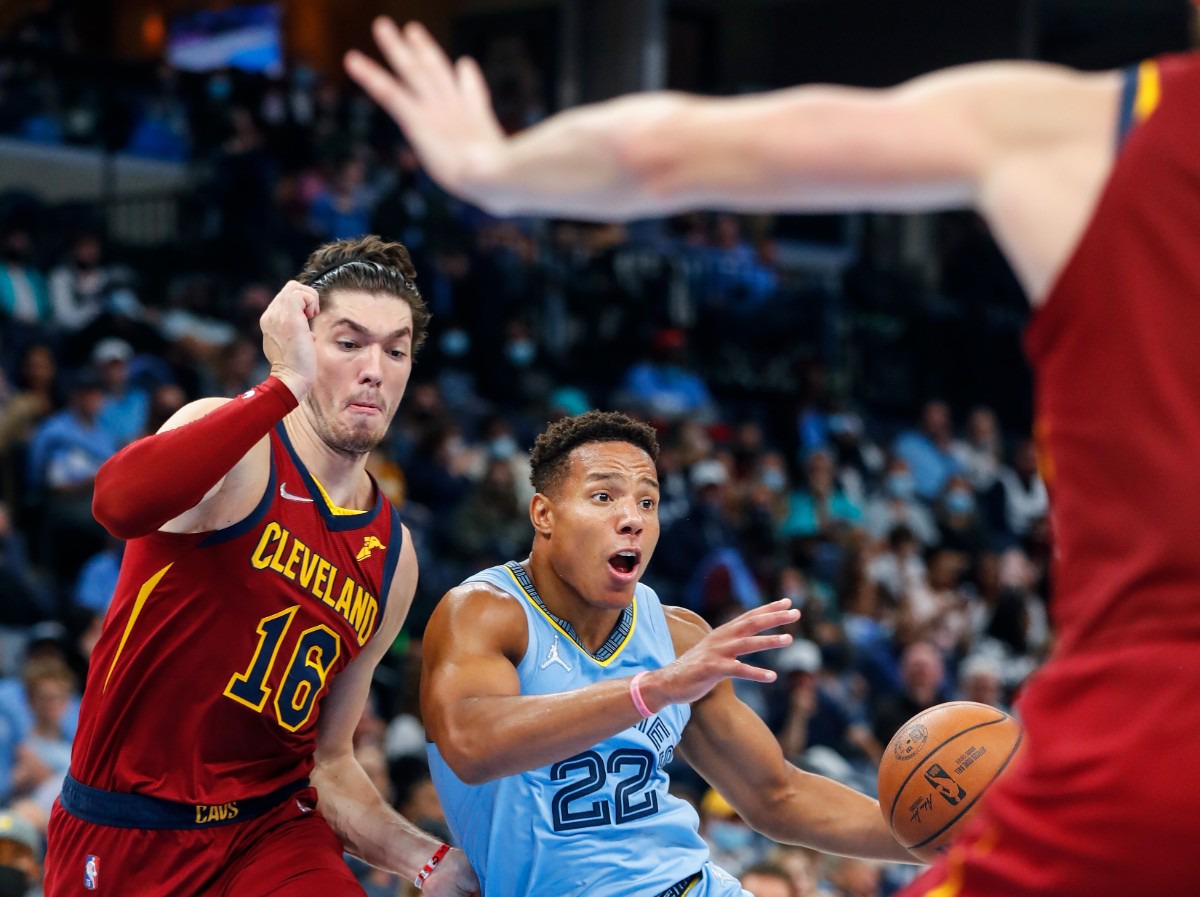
left=540, top=634, right=572, bottom=672
left=279, top=482, right=314, bottom=503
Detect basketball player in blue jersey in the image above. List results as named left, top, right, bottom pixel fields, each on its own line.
left=422, top=411, right=914, bottom=897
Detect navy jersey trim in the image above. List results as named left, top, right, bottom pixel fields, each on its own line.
left=376, top=506, right=403, bottom=620
left=274, top=423, right=383, bottom=531
left=198, top=455, right=277, bottom=548
left=1117, top=64, right=1138, bottom=148
left=504, top=561, right=634, bottom=664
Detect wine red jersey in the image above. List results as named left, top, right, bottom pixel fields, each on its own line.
left=1026, top=54, right=1200, bottom=656
left=71, top=423, right=401, bottom=804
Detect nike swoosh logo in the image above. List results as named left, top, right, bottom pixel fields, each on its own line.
left=280, top=482, right=314, bottom=503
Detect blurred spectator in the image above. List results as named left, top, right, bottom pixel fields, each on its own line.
left=46, top=230, right=140, bottom=334
left=892, top=400, right=964, bottom=502
left=779, top=449, right=863, bottom=541
left=26, top=369, right=115, bottom=579
left=870, top=641, right=949, bottom=748
left=619, top=328, right=717, bottom=423
left=0, top=345, right=58, bottom=507
left=741, top=861, right=798, bottom=897
left=957, top=652, right=1008, bottom=712
left=824, top=412, right=884, bottom=506
left=10, top=656, right=74, bottom=819
left=310, top=156, right=377, bottom=241
left=987, top=439, right=1048, bottom=542
left=866, top=525, right=926, bottom=604
left=92, top=339, right=148, bottom=447
left=0, top=225, right=50, bottom=331
left=951, top=407, right=1003, bottom=491
left=863, top=459, right=937, bottom=547
left=450, top=456, right=533, bottom=569
left=934, top=475, right=988, bottom=556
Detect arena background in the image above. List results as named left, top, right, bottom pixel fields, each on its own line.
left=0, top=2, right=1191, bottom=894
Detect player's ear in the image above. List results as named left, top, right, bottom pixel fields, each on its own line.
left=530, top=492, right=553, bottom=537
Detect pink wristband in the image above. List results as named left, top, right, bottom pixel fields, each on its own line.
left=414, top=843, right=450, bottom=890
left=630, top=671, right=654, bottom=719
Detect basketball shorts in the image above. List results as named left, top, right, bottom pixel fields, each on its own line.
left=44, top=777, right=365, bottom=897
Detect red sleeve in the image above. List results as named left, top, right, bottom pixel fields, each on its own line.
left=92, top=378, right=299, bottom=540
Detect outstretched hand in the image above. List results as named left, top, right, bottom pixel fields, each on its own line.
left=345, top=18, right=506, bottom=197
left=648, top=599, right=800, bottom=709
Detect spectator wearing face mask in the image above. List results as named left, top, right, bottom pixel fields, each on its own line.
left=935, top=475, right=989, bottom=556
left=863, top=458, right=937, bottom=547
left=698, top=788, right=766, bottom=878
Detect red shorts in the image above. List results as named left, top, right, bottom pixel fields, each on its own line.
left=897, top=641, right=1200, bottom=896
left=45, top=786, right=365, bottom=897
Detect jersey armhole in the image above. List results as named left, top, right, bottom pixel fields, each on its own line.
left=1116, top=59, right=1162, bottom=149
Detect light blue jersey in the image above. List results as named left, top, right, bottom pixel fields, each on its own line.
left=428, top=562, right=750, bottom=897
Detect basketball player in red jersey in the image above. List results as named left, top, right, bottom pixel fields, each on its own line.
left=44, top=236, right=479, bottom=896
left=346, top=14, right=1200, bottom=896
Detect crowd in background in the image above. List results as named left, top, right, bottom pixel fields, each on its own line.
left=0, top=7, right=1049, bottom=896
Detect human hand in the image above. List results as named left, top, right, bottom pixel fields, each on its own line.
left=345, top=19, right=506, bottom=201
left=421, top=847, right=480, bottom=897
left=260, top=280, right=319, bottom=401
left=645, top=599, right=799, bottom=709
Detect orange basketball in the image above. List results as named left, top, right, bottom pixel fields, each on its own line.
left=877, top=701, right=1024, bottom=862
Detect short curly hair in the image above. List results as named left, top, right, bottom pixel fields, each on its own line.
left=297, top=235, right=430, bottom=355
left=530, top=410, right=660, bottom=495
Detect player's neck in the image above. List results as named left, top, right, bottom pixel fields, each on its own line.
left=282, top=412, right=372, bottom=510
left=523, top=554, right=627, bottom=654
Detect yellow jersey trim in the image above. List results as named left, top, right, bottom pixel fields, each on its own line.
left=502, top=564, right=636, bottom=668
left=104, top=562, right=173, bottom=692
left=311, top=474, right=366, bottom=516
left=1134, top=59, right=1161, bottom=124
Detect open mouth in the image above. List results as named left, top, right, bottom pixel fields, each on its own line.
left=608, top=550, right=640, bottom=577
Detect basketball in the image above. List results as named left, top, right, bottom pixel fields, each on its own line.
left=878, top=701, right=1024, bottom=861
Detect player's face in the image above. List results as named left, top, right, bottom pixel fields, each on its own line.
left=307, top=290, right=414, bottom=456
left=542, top=441, right=660, bottom=610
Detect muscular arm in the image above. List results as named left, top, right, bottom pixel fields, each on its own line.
left=422, top=586, right=797, bottom=784
left=311, top=529, right=476, bottom=896
left=668, top=608, right=914, bottom=864
left=348, top=21, right=1121, bottom=300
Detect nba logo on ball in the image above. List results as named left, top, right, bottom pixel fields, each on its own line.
left=84, top=855, right=99, bottom=890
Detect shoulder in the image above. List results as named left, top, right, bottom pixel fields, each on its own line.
left=427, top=579, right=531, bottom=662
left=662, top=605, right=711, bottom=656
left=158, top=397, right=232, bottom=433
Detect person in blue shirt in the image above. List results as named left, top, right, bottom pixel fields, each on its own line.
left=423, top=411, right=914, bottom=897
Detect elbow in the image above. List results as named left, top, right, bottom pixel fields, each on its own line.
left=91, top=461, right=148, bottom=541
left=437, top=732, right=504, bottom=786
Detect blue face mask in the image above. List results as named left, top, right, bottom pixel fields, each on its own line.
left=886, top=472, right=915, bottom=500
left=945, top=490, right=975, bottom=515
left=707, top=819, right=756, bottom=852
left=505, top=340, right=536, bottom=367
left=439, top=329, right=470, bottom=358
left=760, top=468, right=787, bottom=493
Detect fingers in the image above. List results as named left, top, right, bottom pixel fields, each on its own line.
left=345, top=48, right=418, bottom=127
left=456, top=55, right=496, bottom=122
left=719, top=602, right=800, bottom=637
left=728, top=660, right=779, bottom=684
left=404, top=21, right=461, bottom=102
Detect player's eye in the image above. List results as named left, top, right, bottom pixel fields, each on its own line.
left=640, top=498, right=657, bottom=510
left=337, top=340, right=357, bottom=350
left=593, top=492, right=611, bottom=502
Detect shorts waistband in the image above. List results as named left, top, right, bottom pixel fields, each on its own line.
left=654, top=872, right=702, bottom=897
left=60, top=774, right=309, bottom=830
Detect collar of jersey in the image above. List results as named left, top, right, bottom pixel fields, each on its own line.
left=504, top=560, right=636, bottom=667
left=275, top=422, right=382, bottom=532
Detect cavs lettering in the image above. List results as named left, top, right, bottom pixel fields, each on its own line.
left=195, top=801, right=239, bottom=824
left=250, top=521, right=379, bottom=645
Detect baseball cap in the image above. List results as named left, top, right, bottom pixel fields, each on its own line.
left=0, top=811, right=40, bottom=857
left=690, top=459, right=728, bottom=490
left=91, top=338, right=133, bottom=365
